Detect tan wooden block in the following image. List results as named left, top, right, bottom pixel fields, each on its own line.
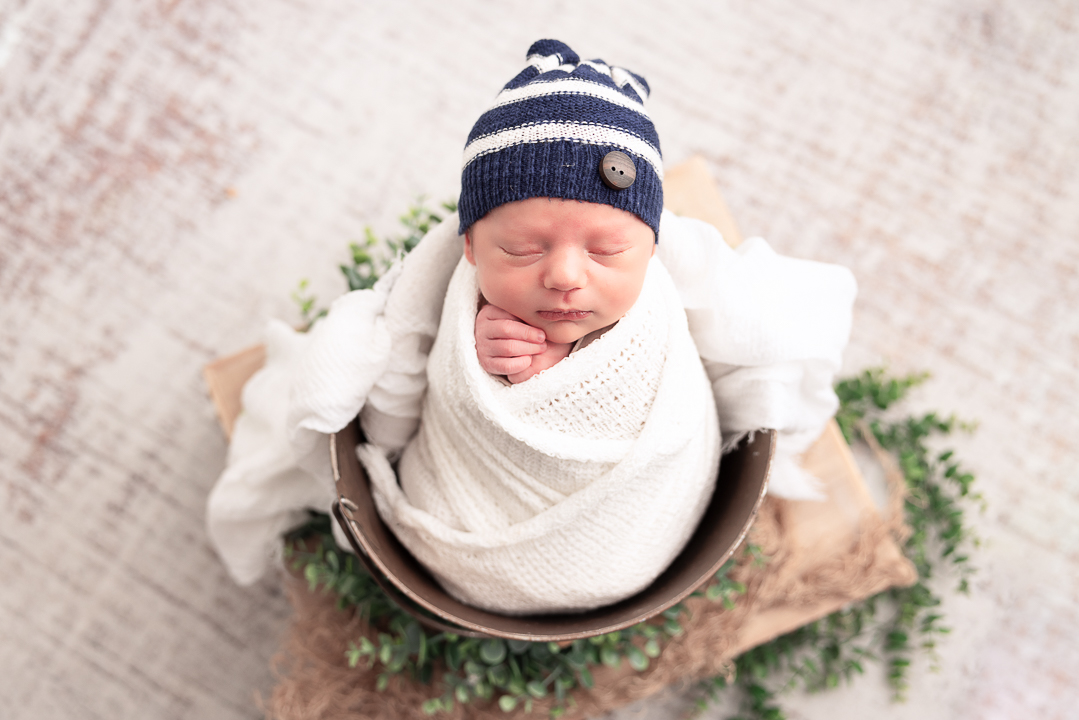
left=203, top=344, right=265, bottom=439
left=663, top=155, right=745, bottom=247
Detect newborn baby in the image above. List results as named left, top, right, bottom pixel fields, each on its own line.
left=468, top=196, right=654, bottom=384
left=352, top=40, right=723, bottom=613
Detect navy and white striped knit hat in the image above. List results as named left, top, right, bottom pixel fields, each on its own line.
left=458, top=39, right=663, bottom=237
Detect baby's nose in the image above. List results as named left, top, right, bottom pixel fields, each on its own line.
left=543, top=249, right=587, bottom=292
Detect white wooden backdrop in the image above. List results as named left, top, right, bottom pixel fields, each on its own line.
left=1, top=1, right=1076, bottom=718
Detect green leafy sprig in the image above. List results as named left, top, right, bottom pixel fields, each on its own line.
left=291, top=198, right=457, bottom=327
left=695, top=368, right=982, bottom=719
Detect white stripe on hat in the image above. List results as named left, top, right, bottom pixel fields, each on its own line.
left=526, top=50, right=575, bottom=74
left=579, top=60, right=611, bottom=76
left=463, top=121, right=664, bottom=179
left=490, top=77, right=652, bottom=119
left=611, top=67, right=649, bottom=101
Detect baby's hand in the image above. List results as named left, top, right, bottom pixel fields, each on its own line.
left=475, top=305, right=572, bottom=383
left=475, top=304, right=547, bottom=377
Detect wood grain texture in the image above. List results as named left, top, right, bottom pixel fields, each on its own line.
left=2, top=1, right=1077, bottom=719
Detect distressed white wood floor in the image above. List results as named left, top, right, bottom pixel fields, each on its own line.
left=2, top=1, right=1076, bottom=718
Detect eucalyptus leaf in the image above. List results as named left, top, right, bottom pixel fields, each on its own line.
left=303, top=564, right=319, bottom=590
left=480, top=639, right=507, bottom=665
left=530, top=642, right=552, bottom=661
left=404, top=621, right=422, bottom=654
left=627, top=646, right=649, bottom=671
left=507, top=639, right=531, bottom=654
left=486, top=664, right=509, bottom=688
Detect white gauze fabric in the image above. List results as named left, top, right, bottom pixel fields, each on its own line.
left=357, top=254, right=720, bottom=615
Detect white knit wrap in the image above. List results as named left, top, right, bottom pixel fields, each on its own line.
left=356, top=255, right=720, bottom=614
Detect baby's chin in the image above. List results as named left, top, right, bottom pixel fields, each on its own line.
left=538, top=320, right=600, bottom=346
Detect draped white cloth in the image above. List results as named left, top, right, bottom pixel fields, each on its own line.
left=206, top=210, right=856, bottom=590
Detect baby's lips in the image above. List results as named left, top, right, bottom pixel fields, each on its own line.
left=537, top=309, right=592, bottom=321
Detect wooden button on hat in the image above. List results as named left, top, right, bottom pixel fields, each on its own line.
left=600, top=150, right=636, bottom=190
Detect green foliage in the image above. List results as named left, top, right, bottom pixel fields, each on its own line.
left=695, top=368, right=982, bottom=719
left=290, top=278, right=327, bottom=328
left=290, top=198, right=458, bottom=326
left=287, top=518, right=746, bottom=716
left=340, top=199, right=457, bottom=292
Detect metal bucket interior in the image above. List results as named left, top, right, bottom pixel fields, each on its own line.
left=330, top=420, right=773, bottom=642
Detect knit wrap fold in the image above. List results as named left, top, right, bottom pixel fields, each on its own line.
left=357, top=256, right=721, bottom=614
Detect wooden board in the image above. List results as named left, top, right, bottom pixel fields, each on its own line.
left=203, top=345, right=266, bottom=439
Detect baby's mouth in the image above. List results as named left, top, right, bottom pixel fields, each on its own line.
left=538, top=309, right=592, bottom=321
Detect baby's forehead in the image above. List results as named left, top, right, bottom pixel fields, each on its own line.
left=474, top=197, right=652, bottom=236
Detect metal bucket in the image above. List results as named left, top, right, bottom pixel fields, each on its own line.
left=331, top=421, right=773, bottom=642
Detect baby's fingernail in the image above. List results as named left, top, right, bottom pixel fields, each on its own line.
left=536, top=332, right=545, bottom=342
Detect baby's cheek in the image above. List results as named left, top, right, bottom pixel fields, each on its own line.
left=608, top=275, right=648, bottom=318
left=490, top=288, right=535, bottom=325
left=476, top=271, right=509, bottom=307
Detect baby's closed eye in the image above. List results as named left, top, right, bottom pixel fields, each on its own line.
left=499, top=245, right=543, bottom=258
left=586, top=243, right=634, bottom=261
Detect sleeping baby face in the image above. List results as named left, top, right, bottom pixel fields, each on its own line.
left=464, top=197, right=656, bottom=345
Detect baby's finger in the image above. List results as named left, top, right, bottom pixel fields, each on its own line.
left=479, top=307, right=545, bottom=343
left=483, top=318, right=545, bottom=344
left=506, top=366, right=539, bottom=384
left=484, top=338, right=547, bottom=357
left=483, top=354, right=533, bottom=376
